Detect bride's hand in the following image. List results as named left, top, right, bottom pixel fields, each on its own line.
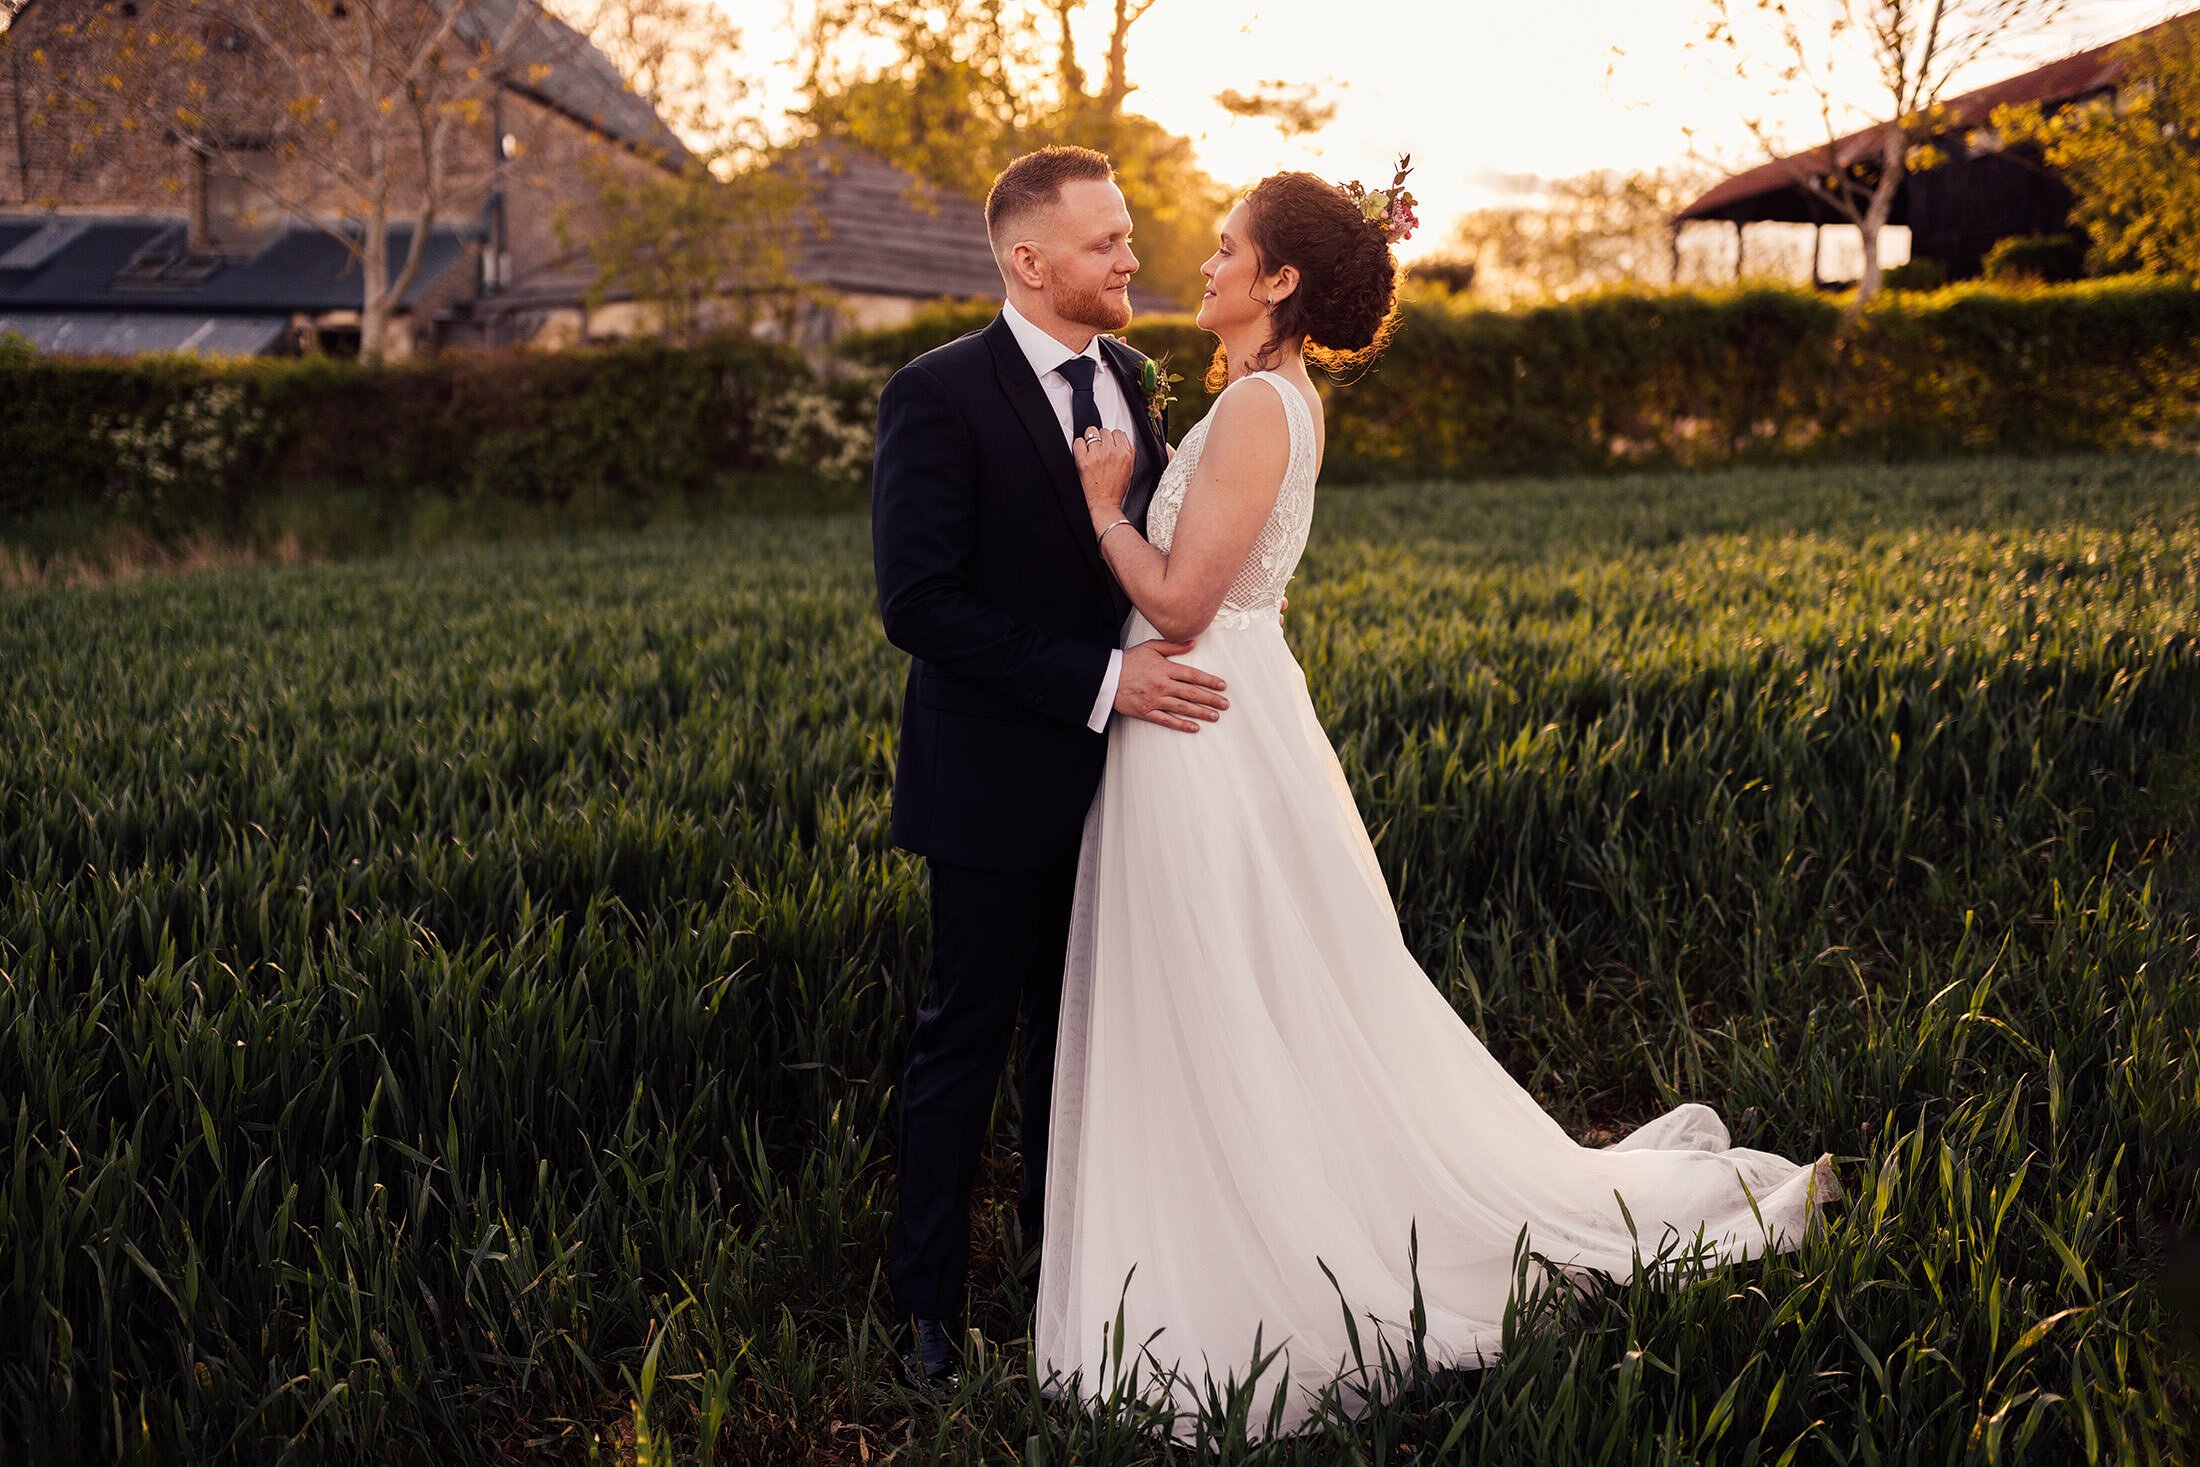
left=1072, top=428, right=1137, bottom=523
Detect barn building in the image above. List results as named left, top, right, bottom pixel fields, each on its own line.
left=769, top=141, right=1180, bottom=343
left=1675, top=12, right=2198, bottom=283
left=0, top=0, right=704, bottom=356
left=0, top=4, right=1176, bottom=358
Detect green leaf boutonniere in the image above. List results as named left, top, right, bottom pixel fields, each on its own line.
left=1138, top=355, right=1183, bottom=434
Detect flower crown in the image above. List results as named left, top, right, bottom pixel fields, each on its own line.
left=1338, top=154, right=1418, bottom=245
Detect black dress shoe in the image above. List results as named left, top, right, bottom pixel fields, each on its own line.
left=894, top=1315, right=962, bottom=1397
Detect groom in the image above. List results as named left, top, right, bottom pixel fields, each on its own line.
left=870, top=145, right=1230, bottom=1394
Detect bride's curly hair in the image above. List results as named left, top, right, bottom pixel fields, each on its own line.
left=1207, top=170, right=1404, bottom=391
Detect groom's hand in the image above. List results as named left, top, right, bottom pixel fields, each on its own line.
left=1115, top=639, right=1228, bottom=733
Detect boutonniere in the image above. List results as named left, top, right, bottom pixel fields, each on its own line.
left=1137, top=355, right=1183, bottom=433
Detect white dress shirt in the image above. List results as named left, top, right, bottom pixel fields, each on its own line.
left=1000, top=298, right=1135, bottom=733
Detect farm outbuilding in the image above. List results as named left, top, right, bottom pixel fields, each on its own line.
left=766, top=142, right=1182, bottom=345
left=0, top=0, right=689, bottom=356
left=1676, top=12, right=2198, bottom=281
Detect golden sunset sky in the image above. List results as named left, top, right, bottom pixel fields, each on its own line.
left=724, top=0, right=2187, bottom=261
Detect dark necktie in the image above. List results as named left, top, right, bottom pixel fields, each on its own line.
left=1055, top=355, right=1104, bottom=443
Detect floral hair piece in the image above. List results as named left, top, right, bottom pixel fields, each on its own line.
left=1339, top=154, right=1418, bottom=245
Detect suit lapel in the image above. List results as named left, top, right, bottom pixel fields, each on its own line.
left=1099, top=335, right=1166, bottom=532
left=1101, top=337, right=1167, bottom=460
left=982, top=314, right=1122, bottom=610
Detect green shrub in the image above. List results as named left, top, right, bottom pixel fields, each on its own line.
left=835, top=277, right=2200, bottom=479
left=0, top=330, right=806, bottom=523
left=11, top=279, right=2200, bottom=551
left=87, top=379, right=273, bottom=536
left=1983, top=233, right=2091, bottom=284
left=1881, top=258, right=1950, bottom=291
left=1839, top=275, right=2200, bottom=456
left=825, top=297, right=1001, bottom=373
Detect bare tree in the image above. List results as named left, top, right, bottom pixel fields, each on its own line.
left=1095, top=0, right=1158, bottom=113
left=23, top=0, right=596, bottom=361
left=1450, top=164, right=1728, bottom=302
left=543, top=0, right=811, bottom=344
left=551, top=0, right=756, bottom=161
left=807, top=0, right=1166, bottom=127
left=1703, top=0, right=2072, bottom=306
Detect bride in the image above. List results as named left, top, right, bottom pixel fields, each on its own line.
left=1039, top=165, right=1842, bottom=1442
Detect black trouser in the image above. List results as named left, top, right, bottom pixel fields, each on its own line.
left=888, top=852, right=1078, bottom=1324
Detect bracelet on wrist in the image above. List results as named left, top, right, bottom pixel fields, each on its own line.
left=1097, top=516, right=1135, bottom=549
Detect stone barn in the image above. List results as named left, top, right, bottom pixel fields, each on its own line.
left=0, top=0, right=691, bottom=356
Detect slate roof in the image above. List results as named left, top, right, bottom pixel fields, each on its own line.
left=0, top=311, right=291, bottom=356
left=786, top=145, right=1182, bottom=313
left=7, top=0, right=689, bottom=168
left=443, top=0, right=691, bottom=166
left=0, top=211, right=473, bottom=311
left=1677, top=11, right=2198, bottom=224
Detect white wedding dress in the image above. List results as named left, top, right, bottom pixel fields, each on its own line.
left=1034, top=370, right=1841, bottom=1444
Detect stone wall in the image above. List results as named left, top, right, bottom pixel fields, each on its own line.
left=0, top=0, right=678, bottom=349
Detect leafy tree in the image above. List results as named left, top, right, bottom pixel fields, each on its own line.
left=797, top=2, right=1041, bottom=202
left=794, top=0, right=1230, bottom=309
left=1213, top=78, right=1339, bottom=140
left=1991, top=18, right=2200, bottom=279
left=555, top=150, right=812, bottom=343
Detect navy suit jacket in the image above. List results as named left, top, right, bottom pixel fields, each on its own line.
left=872, top=312, right=1167, bottom=872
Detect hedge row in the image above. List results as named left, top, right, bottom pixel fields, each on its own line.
left=836, top=277, right=2200, bottom=480
left=0, top=330, right=808, bottom=527
left=5, top=279, right=2196, bottom=532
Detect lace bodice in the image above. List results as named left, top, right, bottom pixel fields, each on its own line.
left=1144, top=371, right=1319, bottom=630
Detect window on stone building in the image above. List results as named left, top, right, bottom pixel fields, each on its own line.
left=192, top=145, right=285, bottom=255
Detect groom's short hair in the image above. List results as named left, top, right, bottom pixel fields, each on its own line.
left=985, top=146, right=1115, bottom=248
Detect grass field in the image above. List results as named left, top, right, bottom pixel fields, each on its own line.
left=3, top=453, right=2198, bottom=1464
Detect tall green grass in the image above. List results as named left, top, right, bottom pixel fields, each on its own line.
left=1, top=453, right=2196, bottom=1463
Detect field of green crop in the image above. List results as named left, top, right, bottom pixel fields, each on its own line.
left=3, top=452, right=2198, bottom=1465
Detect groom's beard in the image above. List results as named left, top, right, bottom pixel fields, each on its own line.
left=1048, top=273, right=1134, bottom=333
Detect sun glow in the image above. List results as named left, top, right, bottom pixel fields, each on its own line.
left=716, top=0, right=2181, bottom=265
